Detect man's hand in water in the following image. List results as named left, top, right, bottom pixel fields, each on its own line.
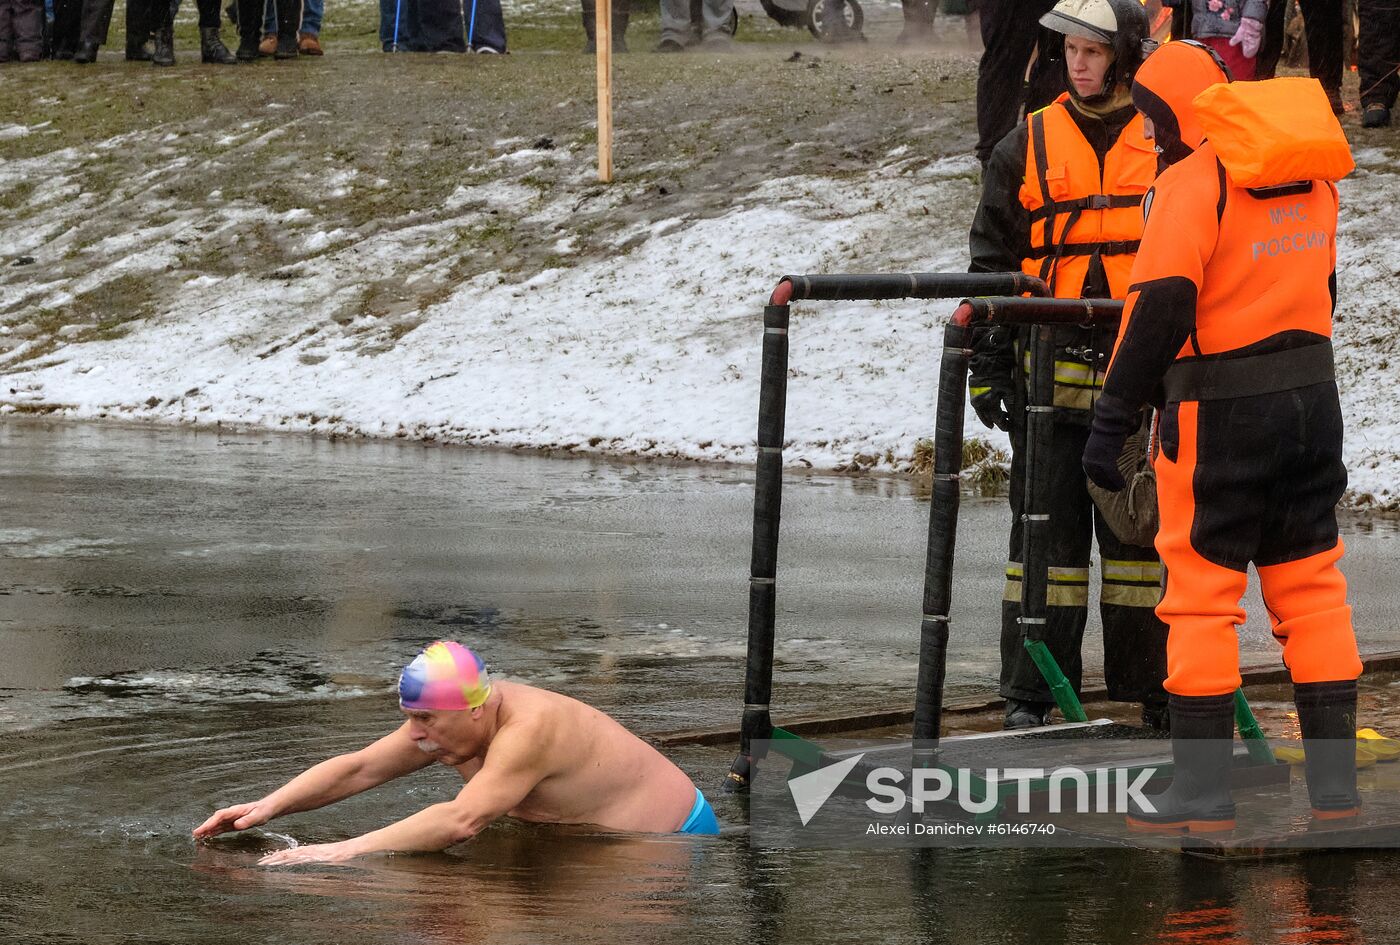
left=193, top=801, right=276, bottom=839
left=258, top=841, right=360, bottom=867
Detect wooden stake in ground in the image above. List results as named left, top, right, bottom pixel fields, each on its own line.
left=596, top=0, right=613, bottom=182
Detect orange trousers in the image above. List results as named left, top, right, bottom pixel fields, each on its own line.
left=1152, top=393, right=1363, bottom=696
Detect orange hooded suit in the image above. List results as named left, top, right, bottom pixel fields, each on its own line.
left=1085, top=48, right=1362, bottom=698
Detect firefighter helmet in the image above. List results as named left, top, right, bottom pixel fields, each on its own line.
left=1040, top=0, right=1152, bottom=98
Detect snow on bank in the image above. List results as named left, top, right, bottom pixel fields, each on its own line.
left=1, top=154, right=988, bottom=467
left=2, top=146, right=1398, bottom=509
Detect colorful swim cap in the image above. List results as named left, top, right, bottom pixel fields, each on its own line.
left=398, top=642, right=493, bottom=711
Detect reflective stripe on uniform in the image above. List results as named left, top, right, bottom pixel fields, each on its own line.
left=1003, top=561, right=1023, bottom=603
left=1022, top=351, right=1105, bottom=411
left=1102, top=558, right=1164, bottom=608
left=1003, top=563, right=1091, bottom=606
left=1101, top=584, right=1164, bottom=607
left=1102, top=559, right=1164, bottom=584
left=1047, top=565, right=1090, bottom=607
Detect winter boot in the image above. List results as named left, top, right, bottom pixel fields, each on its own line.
left=152, top=24, right=174, bottom=64
left=895, top=0, right=934, bottom=45
left=272, top=0, right=299, bottom=57
left=200, top=26, right=236, bottom=62
left=1126, top=693, right=1237, bottom=833
left=581, top=0, right=627, bottom=53
left=1003, top=699, right=1052, bottom=730
left=1295, top=680, right=1361, bottom=820
left=235, top=0, right=261, bottom=59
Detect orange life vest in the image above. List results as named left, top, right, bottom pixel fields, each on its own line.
left=1019, top=94, right=1158, bottom=300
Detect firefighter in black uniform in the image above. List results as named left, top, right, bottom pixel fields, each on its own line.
left=967, top=0, right=1170, bottom=730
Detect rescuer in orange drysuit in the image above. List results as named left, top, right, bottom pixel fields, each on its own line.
left=1084, top=42, right=1363, bottom=832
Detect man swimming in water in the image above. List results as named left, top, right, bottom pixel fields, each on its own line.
left=194, top=641, right=719, bottom=865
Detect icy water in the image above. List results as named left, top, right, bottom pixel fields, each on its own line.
left=3, top=421, right=1400, bottom=944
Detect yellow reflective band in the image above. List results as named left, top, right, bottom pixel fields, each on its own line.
left=970, top=385, right=992, bottom=397
left=1102, top=560, right=1164, bottom=583
left=1047, top=566, right=1090, bottom=584
left=1003, top=578, right=1022, bottom=604
left=1053, top=386, right=1096, bottom=410
left=1101, top=584, right=1164, bottom=608
left=1052, top=361, right=1095, bottom=384
left=1047, top=584, right=1091, bottom=607
left=1005, top=562, right=1024, bottom=579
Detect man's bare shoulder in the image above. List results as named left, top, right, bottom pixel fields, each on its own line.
left=490, top=682, right=625, bottom=760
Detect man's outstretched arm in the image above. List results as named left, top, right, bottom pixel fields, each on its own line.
left=194, top=722, right=435, bottom=839
left=258, top=729, right=543, bottom=865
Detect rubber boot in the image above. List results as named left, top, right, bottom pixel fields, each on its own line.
left=895, top=0, right=933, bottom=45
left=1126, top=693, right=1237, bottom=833
left=1141, top=699, right=1170, bottom=734
left=152, top=24, right=175, bottom=64
left=200, top=26, right=237, bottom=62
left=1002, top=699, right=1052, bottom=730
left=1295, top=680, right=1361, bottom=820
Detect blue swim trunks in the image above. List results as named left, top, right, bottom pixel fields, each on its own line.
left=679, top=787, right=720, bottom=835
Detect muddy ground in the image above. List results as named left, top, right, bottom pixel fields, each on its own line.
left=0, top=1, right=989, bottom=338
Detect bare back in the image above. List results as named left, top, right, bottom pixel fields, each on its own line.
left=453, top=681, right=698, bottom=833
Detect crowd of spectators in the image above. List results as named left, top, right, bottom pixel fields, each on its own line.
left=1, top=0, right=1396, bottom=129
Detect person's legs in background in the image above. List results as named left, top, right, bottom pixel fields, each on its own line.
left=465, top=0, right=506, bottom=51
left=1256, top=0, right=1287, bottom=77
left=259, top=0, right=275, bottom=51
left=50, top=0, right=79, bottom=54
left=74, top=0, right=116, bottom=60
left=414, top=0, right=464, bottom=51
left=1358, top=0, right=1399, bottom=125
left=1297, top=0, right=1345, bottom=111
left=235, top=0, right=263, bottom=58
left=272, top=0, right=299, bottom=57
left=296, top=0, right=320, bottom=51
left=656, top=0, right=689, bottom=49
left=581, top=0, right=628, bottom=52
left=975, top=0, right=1057, bottom=165
left=195, top=0, right=235, bottom=60
left=142, top=0, right=175, bottom=65
left=694, top=0, right=731, bottom=44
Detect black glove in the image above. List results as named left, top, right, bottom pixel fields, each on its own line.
left=1083, top=393, right=1138, bottom=492
left=969, top=378, right=1013, bottom=432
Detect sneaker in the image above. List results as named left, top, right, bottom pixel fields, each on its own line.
left=1362, top=103, right=1392, bottom=128
left=298, top=32, right=323, bottom=55
left=472, top=45, right=503, bottom=53
left=258, top=32, right=277, bottom=56
left=654, top=37, right=685, bottom=52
